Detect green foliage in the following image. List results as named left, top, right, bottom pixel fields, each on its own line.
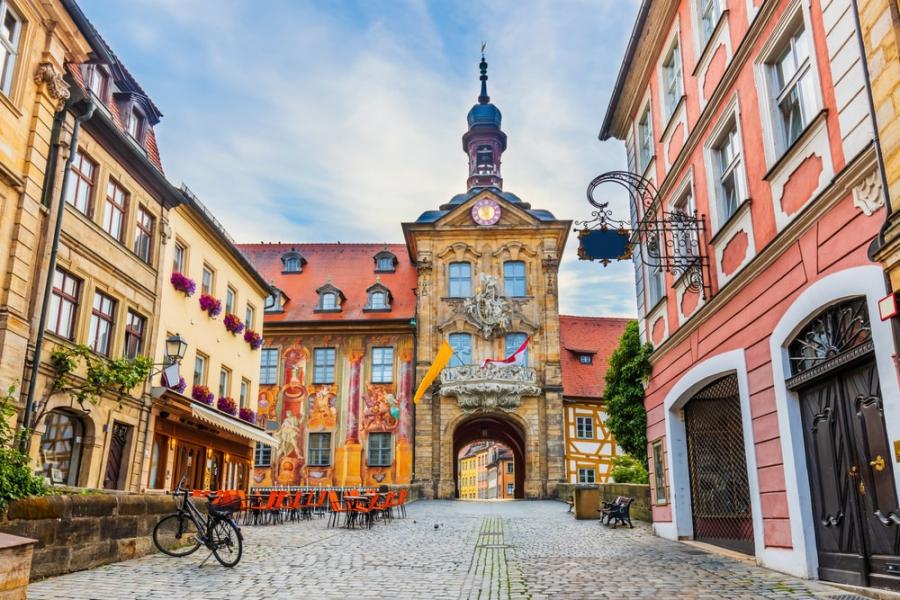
left=609, top=454, right=649, bottom=484
left=0, top=385, right=48, bottom=509
left=604, top=321, right=653, bottom=464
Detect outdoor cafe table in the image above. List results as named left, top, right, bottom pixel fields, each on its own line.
left=342, top=495, right=374, bottom=528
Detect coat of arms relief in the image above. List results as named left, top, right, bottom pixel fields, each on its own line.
left=464, top=273, right=512, bottom=339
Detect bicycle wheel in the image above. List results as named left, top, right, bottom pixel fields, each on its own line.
left=209, top=517, right=243, bottom=567
left=153, top=513, right=203, bottom=557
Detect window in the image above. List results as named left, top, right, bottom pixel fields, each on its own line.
left=102, top=179, right=127, bottom=241
left=0, top=2, right=21, bottom=95
left=506, top=483, right=514, bottom=496
left=371, top=347, right=394, bottom=384
left=86, top=65, right=108, bottom=101
left=698, top=0, right=721, bottom=47
left=193, top=353, right=207, bottom=386
left=367, top=432, right=393, bottom=467
left=201, top=265, right=214, bottom=295
left=127, top=107, right=145, bottom=142
left=448, top=262, right=472, bottom=297
left=504, top=333, right=528, bottom=365
left=313, top=348, right=336, bottom=384
left=652, top=440, right=667, bottom=503
left=578, top=354, right=593, bottom=365
left=218, top=367, right=231, bottom=398
left=134, top=206, right=154, bottom=264
left=225, top=286, right=236, bottom=314
left=264, top=291, right=280, bottom=313
left=368, top=290, right=388, bottom=310
left=576, top=416, right=594, bottom=439
left=173, top=241, right=186, bottom=274
left=503, top=261, right=526, bottom=297
left=713, top=122, right=743, bottom=224
left=321, top=292, right=337, bottom=310
left=240, top=379, right=249, bottom=408
left=260, top=348, right=278, bottom=385
left=47, top=269, right=80, bottom=339
left=87, top=291, right=116, bottom=355
left=648, top=261, right=665, bottom=307
left=672, top=188, right=697, bottom=264
left=281, top=250, right=305, bottom=273
left=638, top=105, right=653, bottom=170
left=578, top=468, right=596, bottom=484
left=448, top=333, right=472, bottom=367
left=768, top=22, right=813, bottom=152
left=124, top=310, right=145, bottom=359
left=39, top=411, right=84, bottom=486
left=308, top=432, right=332, bottom=467
left=662, top=41, right=684, bottom=120
left=506, top=462, right=514, bottom=474
left=65, top=149, right=96, bottom=216
left=374, top=251, right=396, bottom=272
left=245, top=304, right=255, bottom=329
left=254, top=443, right=272, bottom=467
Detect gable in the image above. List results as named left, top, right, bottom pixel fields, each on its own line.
left=435, top=189, right=544, bottom=230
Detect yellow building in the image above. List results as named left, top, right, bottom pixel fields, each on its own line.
left=863, top=0, right=900, bottom=288
left=403, top=56, right=570, bottom=499
left=559, top=316, right=628, bottom=484
left=143, top=187, right=273, bottom=492
left=458, top=449, right=478, bottom=500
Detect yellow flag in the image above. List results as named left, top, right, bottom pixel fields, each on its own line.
left=413, top=341, right=454, bottom=404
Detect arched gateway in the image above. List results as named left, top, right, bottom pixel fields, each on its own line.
left=402, top=55, right=569, bottom=499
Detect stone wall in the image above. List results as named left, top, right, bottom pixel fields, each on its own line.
left=557, top=483, right=652, bottom=522
left=0, top=493, right=177, bottom=580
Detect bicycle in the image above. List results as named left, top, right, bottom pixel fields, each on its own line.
left=152, top=476, right=244, bottom=567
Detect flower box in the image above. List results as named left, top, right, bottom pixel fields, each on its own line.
left=199, top=294, right=222, bottom=318
left=164, top=375, right=187, bottom=394
left=170, top=272, right=196, bottom=296
left=217, top=396, right=237, bottom=416
left=239, top=407, right=255, bottom=424
left=223, top=313, right=245, bottom=335
left=243, top=329, right=263, bottom=350
left=192, top=384, right=214, bottom=405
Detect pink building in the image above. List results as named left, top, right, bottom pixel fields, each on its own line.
left=600, top=0, right=898, bottom=590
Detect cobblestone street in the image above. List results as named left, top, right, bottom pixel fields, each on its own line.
left=28, top=500, right=854, bottom=599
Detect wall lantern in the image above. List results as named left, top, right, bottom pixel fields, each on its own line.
left=166, top=333, right=189, bottom=364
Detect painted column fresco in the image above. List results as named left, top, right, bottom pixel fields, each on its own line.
left=395, top=352, right=414, bottom=482
left=335, top=352, right=363, bottom=486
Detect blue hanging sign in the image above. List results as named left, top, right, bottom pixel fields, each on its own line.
left=577, top=228, right=632, bottom=265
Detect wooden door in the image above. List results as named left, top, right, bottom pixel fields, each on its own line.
left=103, top=422, right=131, bottom=490
left=172, top=442, right=206, bottom=490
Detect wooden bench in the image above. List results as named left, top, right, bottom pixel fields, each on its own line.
left=598, top=496, right=634, bottom=528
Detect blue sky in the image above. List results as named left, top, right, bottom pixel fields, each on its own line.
left=80, top=0, right=640, bottom=317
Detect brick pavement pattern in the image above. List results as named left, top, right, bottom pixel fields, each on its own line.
left=28, top=500, right=857, bottom=599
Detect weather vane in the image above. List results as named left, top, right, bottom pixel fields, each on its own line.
left=481, top=41, right=486, bottom=56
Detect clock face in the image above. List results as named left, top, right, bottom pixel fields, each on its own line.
left=472, top=198, right=501, bottom=226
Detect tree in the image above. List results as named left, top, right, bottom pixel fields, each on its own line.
left=610, top=455, right=649, bottom=484
left=603, top=321, right=653, bottom=464
left=0, top=384, right=48, bottom=509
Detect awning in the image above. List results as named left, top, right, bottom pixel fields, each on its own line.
left=189, top=403, right=277, bottom=445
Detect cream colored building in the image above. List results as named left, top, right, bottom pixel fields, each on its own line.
left=143, top=188, right=272, bottom=492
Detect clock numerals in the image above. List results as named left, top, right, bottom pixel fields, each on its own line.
left=472, top=199, right=501, bottom=226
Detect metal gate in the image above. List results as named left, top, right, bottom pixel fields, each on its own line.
left=684, top=374, right=755, bottom=554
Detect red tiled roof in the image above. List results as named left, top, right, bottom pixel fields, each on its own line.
left=559, top=315, right=631, bottom=399
left=237, top=243, right=417, bottom=323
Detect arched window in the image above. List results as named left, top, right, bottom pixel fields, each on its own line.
left=449, top=333, right=472, bottom=367
left=788, top=297, right=871, bottom=377
left=281, top=249, right=305, bottom=274
left=365, top=283, right=392, bottom=311
left=315, top=283, right=343, bottom=312
left=39, top=411, right=84, bottom=486
left=503, top=261, right=526, bottom=296
left=374, top=250, right=397, bottom=273
left=321, top=292, right=337, bottom=310
left=448, top=262, right=472, bottom=297
left=370, top=291, right=386, bottom=309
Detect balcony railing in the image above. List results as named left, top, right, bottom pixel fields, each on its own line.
left=439, top=364, right=541, bottom=412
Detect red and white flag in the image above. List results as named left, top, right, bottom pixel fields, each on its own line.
left=481, top=336, right=529, bottom=368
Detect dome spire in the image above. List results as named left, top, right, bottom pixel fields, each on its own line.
left=479, top=42, right=490, bottom=104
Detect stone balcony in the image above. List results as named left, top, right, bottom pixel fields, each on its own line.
left=439, top=364, right=542, bottom=412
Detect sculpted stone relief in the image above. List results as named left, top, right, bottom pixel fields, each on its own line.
left=440, top=363, right=540, bottom=412
left=464, top=273, right=512, bottom=338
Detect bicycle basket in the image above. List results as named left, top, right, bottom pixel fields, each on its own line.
left=210, top=495, right=242, bottom=515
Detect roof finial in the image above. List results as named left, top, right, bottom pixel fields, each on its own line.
left=478, top=42, right=490, bottom=105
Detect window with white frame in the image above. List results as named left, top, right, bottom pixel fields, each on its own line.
left=127, top=107, right=145, bottom=143
left=575, top=416, right=594, bottom=439
left=638, top=105, right=653, bottom=170
left=313, top=348, right=336, bottom=384
left=698, top=0, right=721, bottom=47
left=767, top=21, right=814, bottom=153
left=0, top=2, right=22, bottom=96
left=86, top=65, right=109, bottom=101
left=260, top=348, right=278, bottom=385
left=672, top=187, right=697, bottom=265
left=712, top=121, right=744, bottom=226
left=647, top=238, right=666, bottom=307
left=578, top=468, right=596, bottom=484
left=239, top=378, right=249, bottom=408
left=370, top=346, right=394, bottom=384
left=662, top=40, right=684, bottom=120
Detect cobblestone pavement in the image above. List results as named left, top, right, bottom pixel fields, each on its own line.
left=29, top=500, right=857, bottom=599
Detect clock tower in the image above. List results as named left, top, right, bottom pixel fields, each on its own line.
left=402, top=55, right=571, bottom=499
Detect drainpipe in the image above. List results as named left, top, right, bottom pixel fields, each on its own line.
left=21, top=99, right=96, bottom=451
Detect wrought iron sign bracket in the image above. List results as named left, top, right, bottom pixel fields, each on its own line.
left=576, top=170, right=712, bottom=299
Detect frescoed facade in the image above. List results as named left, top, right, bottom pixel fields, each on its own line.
left=601, top=0, right=899, bottom=589
left=559, top=316, right=629, bottom=484
left=239, top=243, right=416, bottom=487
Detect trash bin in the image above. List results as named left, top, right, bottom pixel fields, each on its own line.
left=573, top=485, right=600, bottom=520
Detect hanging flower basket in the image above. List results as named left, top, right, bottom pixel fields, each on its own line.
left=239, top=407, right=255, bottom=424
left=199, top=294, right=222, bottom=318
left=217, top=396, right=237, bottom=416
left=163, top=374, right=187, bottom=394
left=170, top=272, right=196, bottom=296
left=192, top=384, right=214, bottom=405
left=243, top=329, right=262, bottom=350
left=223, top=313, right=245, bottom=335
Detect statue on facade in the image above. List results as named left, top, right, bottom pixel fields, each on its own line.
left=464, top=273, right=512, bottom=338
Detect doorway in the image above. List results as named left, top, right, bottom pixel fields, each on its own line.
left=103, top=422, right=132, bottom=490
left=452, top=414, right=525, bottom=499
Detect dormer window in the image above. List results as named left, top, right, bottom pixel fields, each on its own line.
left=86, top=65, right=109, bottom=102
left=373, top=250, right=397, bottom=273
left=578, top=354, right=593, bottom=365
left=315, top=283, right=343, bottom=312
left=127, top=107, right=145, bottom=144
left=281, top=249, right=306, bottom=273
left=264, top=286, right=286, bottom=313
left=364, top=283, right=392, bottom=312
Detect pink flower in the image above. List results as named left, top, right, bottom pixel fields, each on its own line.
left=217, top=396, right=237, bottom=416
left=170, top=272, right=196, bottom=296
left=223, top=313, right=245, bottom=335
left=239, top=407, right=255, bottom=424
left=192, top=385, right=214, bottom=405
left=199, top=294, right=222, bottom=317
left=243, top=329, right=263, bottom=350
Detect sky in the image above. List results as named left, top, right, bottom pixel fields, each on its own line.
left=80, top=0, right=641, bottom=317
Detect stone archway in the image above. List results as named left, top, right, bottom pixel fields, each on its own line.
left=452, top=413, right=526, bottom=499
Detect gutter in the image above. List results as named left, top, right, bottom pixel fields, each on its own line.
left=599, top=0, right=653, bottom=141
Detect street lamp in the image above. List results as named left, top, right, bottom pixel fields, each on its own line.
left=165, top=333, right=188, bottom=364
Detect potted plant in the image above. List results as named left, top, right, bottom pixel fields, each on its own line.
left=170, top=272, right=196, bottom=296
left=238, top=407, right=255, bottom=424
left=192, top=384, right=214, bottom=405
left=223, top=313, right=245, bottom=335
left=199, top=294, right=222, bottom=318
left=243, top=329, right=263, bottom=350
left=217, top=396, right=237, bottom=416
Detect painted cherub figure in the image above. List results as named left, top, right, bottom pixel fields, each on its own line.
left=308, top=385, right=337, bottom=430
